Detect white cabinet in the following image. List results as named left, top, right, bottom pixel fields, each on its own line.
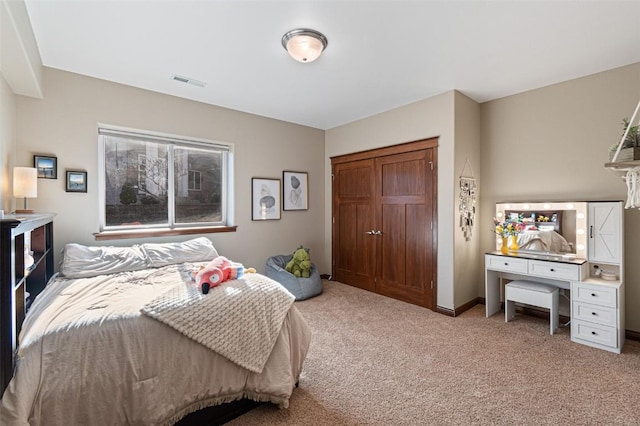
left=588, top=202, right=623, bottom=264
left=571, top=280, right=624, bottom=353
left=574, top=200, right=625, bottom=353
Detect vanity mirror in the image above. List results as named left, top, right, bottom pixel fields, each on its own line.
left=495, top=201, right=588, bottom=259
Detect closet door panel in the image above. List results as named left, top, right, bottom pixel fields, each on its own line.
left=332, top=159, right=376, bottom=291
left=375, top=149, right=435, bottom=308
left=380, top=158, right=426, bottom=197
left=405, top=204, right=429, bottom=290
left=334, top=203, right=376, bottom=291
left=378, top=204, right=405, bottom=289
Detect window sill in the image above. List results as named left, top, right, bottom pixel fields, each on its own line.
left=94, top=225, right=237, bottom=241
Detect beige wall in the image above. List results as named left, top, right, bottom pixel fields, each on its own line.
left=6, top=0, right=640, bottom=333
left=480, top=62, right=640, bottom=332
left=453, top=91, right=482, bottom=308
left=0, top=75, right=16, bottom=213
left=15, top=68, right=326, bottom=274
left=325, top=91, right=458, bottom=310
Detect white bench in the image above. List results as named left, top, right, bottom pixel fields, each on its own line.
left=505, top=280, right=559, bottom=335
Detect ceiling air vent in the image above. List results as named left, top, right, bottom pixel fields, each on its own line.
left=171, top=74, right=206, bottom=88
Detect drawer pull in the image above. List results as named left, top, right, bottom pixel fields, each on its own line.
left=591, top=312, right=597, bottom=316
left=591, top=331, right=597, bottom=335
left=591, top=293, right=597, bottom=297
left=504, top=262, right=508, bottom=266
left=550, top=268, right=555, bottom=272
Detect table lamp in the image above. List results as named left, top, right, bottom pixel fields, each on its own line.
left=13, top=167, right=38, bottom=214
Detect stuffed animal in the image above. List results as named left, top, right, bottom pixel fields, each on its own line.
left=285, top=246, right=312, bottom=278
left=192, top=255, right=246, bottom=294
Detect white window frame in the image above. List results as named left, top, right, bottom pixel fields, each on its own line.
left=98, top=124, right=235, bottom=232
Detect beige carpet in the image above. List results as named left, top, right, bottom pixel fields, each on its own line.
left=228, top=280, right=640, bottom=425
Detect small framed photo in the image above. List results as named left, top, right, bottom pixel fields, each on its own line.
left=283, top=171, right=308, bottom=211
left=33, top=155, right=57, bottom=179
left=66, top=171, right=87, bottom=193
left=252, top=178, right=281, bottom=220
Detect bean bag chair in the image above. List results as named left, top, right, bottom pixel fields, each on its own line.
left=265, top=254, right=322, bottom=300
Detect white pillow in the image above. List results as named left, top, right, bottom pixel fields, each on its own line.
left=60, top=243, right=148, bottom=278
left=140, top=237, right=219, bottom=267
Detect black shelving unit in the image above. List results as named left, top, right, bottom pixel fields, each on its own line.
left=0, top=213, right=55, bottom=394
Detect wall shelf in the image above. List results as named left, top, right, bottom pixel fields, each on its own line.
left=604, top=160, right=640, bottom=170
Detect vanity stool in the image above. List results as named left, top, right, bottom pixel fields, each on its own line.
left=505, top=280, right=559, bottom=335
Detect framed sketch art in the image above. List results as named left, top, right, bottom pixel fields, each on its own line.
left=252, top=178, right=281, bottom=220
left=66, top=171, right=87, bottom=193
left=283, top=171, right=308, bottom=211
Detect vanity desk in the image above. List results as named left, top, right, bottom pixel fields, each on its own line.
left=485, top=251, right=625, bottom=353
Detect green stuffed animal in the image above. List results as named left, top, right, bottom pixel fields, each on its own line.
left=285, top=246, right=312, bottom=278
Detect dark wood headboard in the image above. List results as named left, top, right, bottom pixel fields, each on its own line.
left=504, top=210, right=563, bottom=234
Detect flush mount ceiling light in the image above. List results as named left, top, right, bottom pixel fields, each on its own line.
left=281, top=28, right=328, bottom=63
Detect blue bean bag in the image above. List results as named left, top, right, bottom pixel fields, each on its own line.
left=265, top=254, right=322, bottom=300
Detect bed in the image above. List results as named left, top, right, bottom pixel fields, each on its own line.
left=0, top=237, right=311, bottom=425
left=516, top=229, right=572, bottom=252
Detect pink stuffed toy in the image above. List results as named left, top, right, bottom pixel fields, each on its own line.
left=195, top=256, right=231, bottom=289
left=192, top=256, right=245, bottom=294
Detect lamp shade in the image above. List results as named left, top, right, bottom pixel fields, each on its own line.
left=13, top=167, right=38, bottom=198
left=282, top=28, right=328, bottom=63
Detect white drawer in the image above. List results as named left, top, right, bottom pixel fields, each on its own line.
left=528, top=260, right=580, bottom=281
left=572, top=282, right=617, bottom=308
left=486, top=255, right=528, bottom=274
left=572, top=302, right=617, bottom=327
left=571, top=319, right=617, bottom=348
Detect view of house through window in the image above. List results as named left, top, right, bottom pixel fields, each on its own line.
left=99, top=128, right=229, bottom=230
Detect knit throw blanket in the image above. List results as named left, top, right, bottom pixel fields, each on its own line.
left=142, top=273, right=295, bottom=373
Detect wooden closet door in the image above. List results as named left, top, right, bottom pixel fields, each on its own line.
left=374, top=149, right=436, bottom=309
left=332, top=159, right=377, bottom=291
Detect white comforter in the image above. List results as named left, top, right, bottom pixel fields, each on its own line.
left=0, top=264, right=311, bottom=426
left=517, top=230, right=572, bottom=253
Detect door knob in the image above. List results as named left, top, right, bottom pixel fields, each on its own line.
left=365, top=230, right=375, bottom=235
left=374, top=230, right=382, bottom=236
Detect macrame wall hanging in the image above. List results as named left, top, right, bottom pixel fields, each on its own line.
left=459, top=159, right=477, bottom=241
left=608, top=99, right=640, bottom=209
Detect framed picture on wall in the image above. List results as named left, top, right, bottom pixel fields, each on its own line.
left=282, top=171, right=308, bottom=211
left=251, top=177, right=281, bottom=220
left=33, top=155, right=57, bottom=179
left=66, top=171, right=87, bottom=193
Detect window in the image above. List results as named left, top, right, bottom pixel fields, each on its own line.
left=187, top=170, right=202, bottom=191
left=137, top=154, right=147, bottom=193
left=98, top=126, right=233, bottom=234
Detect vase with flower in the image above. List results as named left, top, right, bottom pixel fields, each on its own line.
left=493, top=218, right=524, bottom=254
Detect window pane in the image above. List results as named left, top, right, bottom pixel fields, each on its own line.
left=174, top=147, right=222, bottom=224
left=104, top=137, right=168, bottom=226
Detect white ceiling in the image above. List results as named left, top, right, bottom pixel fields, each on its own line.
left=23, top=0, right=640, bottom=130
